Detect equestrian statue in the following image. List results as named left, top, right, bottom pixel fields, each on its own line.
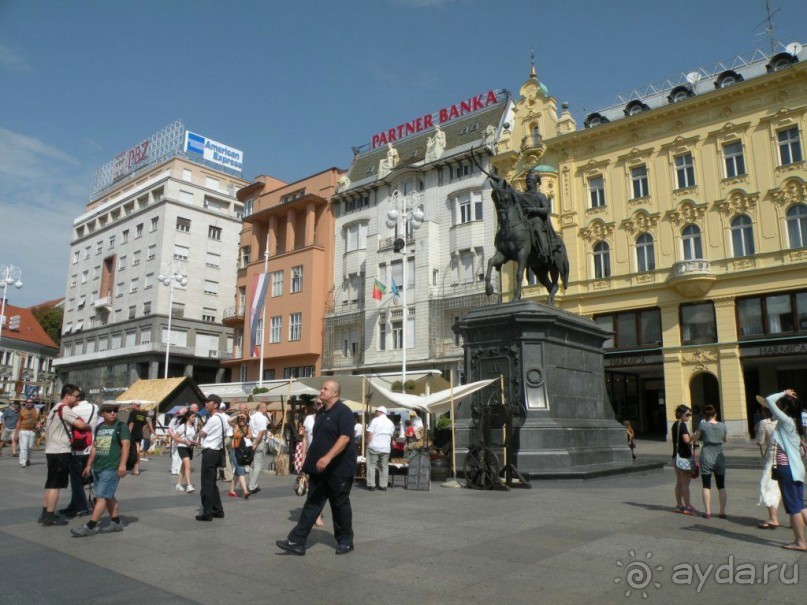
left=471, top=149, right=569, bottom=304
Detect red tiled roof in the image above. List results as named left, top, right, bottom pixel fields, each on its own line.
left=0, top=303, right=58, bottom=350
left=32, top=297, right=64, bottom=310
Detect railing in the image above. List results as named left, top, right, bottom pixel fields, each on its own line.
left=670, top=259, right=711, bottom=277
left=521, top=133, right=544, bottom=150
left=222, top=305, right=245, bottom=322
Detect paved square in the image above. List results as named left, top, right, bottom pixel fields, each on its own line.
left=0, top=446, right=803, bottom=604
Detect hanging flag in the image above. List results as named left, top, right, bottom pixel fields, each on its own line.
left=372, top=279, right=386, bottom=301
left=390, top=277, right=400, bottom=298
left=249, top=273, right=270, bottom=357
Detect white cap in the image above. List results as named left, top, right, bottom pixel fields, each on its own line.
left=376, top=406, right=389, bottom=415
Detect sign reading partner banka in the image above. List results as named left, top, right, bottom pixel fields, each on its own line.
left=184, top=131, right=244, bottom=173
left=368, top=89, right=506, bottom=150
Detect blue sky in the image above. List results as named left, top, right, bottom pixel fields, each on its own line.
left=1, top=0, right=805, bottom=306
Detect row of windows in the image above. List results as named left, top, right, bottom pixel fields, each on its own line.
left=596, top=304, right=715, bottom=348
left=268, top=267, right=304, bottom=297
left=587, top=128, right=802, bottom=208
left=73, top=220, right=157, bottom=263
left=590, top=204, right=807, bottom=278
left=240, top=365, right=315, bottom=382
left=594, top=290, right=807, bottom=352
left=63, top=328, right=227, bottom=356
left=256, top=313, right=303, bottom=343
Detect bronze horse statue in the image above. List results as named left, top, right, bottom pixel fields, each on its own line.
left=472, top=150, right=569, bottom=304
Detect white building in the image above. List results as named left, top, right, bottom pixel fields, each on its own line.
left=55, top=122, right=247, bottom=398
left=323, top=90, right=513, bottom=382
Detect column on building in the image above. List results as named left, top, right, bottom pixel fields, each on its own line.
left=713, top=296, right=746, bottom=436
left=305, top=202, right=316, bottom=246
left=285, top=209, right=296, bottom=252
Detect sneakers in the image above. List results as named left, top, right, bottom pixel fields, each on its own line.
left=682, top=506, right=699, bottom=516
left=185, top=484, right=195, bottom=493
left=100, top=522, right=123, bottom=533
left=140, top=457, right=149, bottom=462
left=275, top=539, right=306, bottom=556
left=175, top=485, right=186, bottom=492
left=70, top=524, right=99, bottom=537
left=41, top=515, right=68, bottom=526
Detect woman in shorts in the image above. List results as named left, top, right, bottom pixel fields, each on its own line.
left=692, top=404, right=727, bottom=519
left=759, top=389, right=807, bottom=551
left=174, top=410, right=197, bottom=494
left=672, top=404, right=698, bottom=515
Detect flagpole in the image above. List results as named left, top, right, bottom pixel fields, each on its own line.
left=258, top=232, right=269, bottom=387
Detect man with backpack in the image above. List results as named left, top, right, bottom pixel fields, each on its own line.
left=60, top=392, right=99, bottom=519
left=71, top=402, right=131, bottom=537
left=39, top=384, right=92, bottom=526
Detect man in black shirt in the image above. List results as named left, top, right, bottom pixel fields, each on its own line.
left=276, top=379, right=356, bottom=555
left=126, top=402, right=154, bottom=476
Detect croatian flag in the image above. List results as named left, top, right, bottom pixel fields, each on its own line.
left=249, top=273, right=270, bottom=357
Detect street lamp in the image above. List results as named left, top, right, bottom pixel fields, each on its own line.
left=0, top=264, right=23, bottom=343
left=386, top=190, right=424, bottom=392
left=158, top=261, right=187, bottom=379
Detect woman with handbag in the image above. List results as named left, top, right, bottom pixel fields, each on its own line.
left=672, top=404, right=698, bottom=515
left=756, top=407, right=781, bottom=529
left=691, top=404, right=727, bottom=519
left=758, top=389, right=807, bottom=550
left=228, top=414, right=252, bottom=499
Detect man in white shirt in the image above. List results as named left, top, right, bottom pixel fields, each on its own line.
left=247, top=402, right=270, bottom=494
left=195, top=394, right=232, bottom=521
left=365, top=406, right=395, bottom=491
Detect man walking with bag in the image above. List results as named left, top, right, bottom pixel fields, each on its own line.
left=276, top=379, right=356, bottom=555
left=195, top=395, right=231, bottom=521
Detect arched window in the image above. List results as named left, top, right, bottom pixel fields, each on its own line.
left=593, top=241, right=611, bottom=279
left=730, top=214, right=755, bottom=257
left=682, top=224, right=703, bottom=260
left=636, top=233, right=655, bottom=272
left=787, top=204, right=807, bottom=249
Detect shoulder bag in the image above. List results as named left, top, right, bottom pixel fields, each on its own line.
left=673, top=421, right=694, bottom=472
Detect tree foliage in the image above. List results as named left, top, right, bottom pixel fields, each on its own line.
left=31, top=306, right=63, bottom=347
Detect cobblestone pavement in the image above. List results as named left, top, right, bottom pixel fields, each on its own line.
left=0, top=446, right=804, bottom=604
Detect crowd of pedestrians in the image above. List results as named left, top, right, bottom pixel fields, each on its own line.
left=668, top=387, right=807, bottom=552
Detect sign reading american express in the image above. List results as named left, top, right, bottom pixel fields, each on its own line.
left=184, top=131, right=244, bottom=173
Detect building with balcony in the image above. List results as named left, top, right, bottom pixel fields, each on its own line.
left=55, top=122, right=247, bottom=398
left=322, top=90, right=512, bottom=381
left=497, top=45, right=807, bottom=438
left=225, top=169, right=341, bottom=382
left=0, top=300, right=60, bottom=402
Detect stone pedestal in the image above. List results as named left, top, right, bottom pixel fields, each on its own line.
left=454, top=300, right=642, bottom=478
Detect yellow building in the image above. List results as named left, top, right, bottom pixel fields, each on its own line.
left=494, top=48, right=807, bottom=439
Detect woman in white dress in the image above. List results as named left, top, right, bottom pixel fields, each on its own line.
left=756, top=408, right=781, bottom=529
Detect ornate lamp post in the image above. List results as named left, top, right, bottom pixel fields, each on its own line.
left=385, top=190, right=424, bottom=392
left=0, top=264, right=23, bottom=343
left=158, top=261, right=187, bottom=379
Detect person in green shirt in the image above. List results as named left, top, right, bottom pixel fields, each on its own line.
left=71, top=402, right=131, bottom=537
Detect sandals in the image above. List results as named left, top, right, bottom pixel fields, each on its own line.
left=758, top=522, right=779, bottom=530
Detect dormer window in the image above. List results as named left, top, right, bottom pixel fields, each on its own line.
left=584, top=112, right=609, bottom=128
left=624, top=100, right=650, bottom=117
left=667, top=85, right=694, bottom=104
left=766, top=52, right=798, bottom=73
left=715, top=70, right=744, bottom=89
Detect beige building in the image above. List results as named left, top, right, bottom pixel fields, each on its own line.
left=494, top=47, right=807, bottom=439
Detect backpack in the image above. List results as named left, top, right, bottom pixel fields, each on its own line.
left=56, top=405, right=95, bottom=452
left=234, top=436, right=254, bottom=466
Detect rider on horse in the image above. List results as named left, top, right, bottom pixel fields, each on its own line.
left=519, top=171, right=561, bottom=266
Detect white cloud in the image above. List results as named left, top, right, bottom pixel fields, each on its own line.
left=0, top=42, right=30, bottom=72
left=0, top=127, right=89, bottom=306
